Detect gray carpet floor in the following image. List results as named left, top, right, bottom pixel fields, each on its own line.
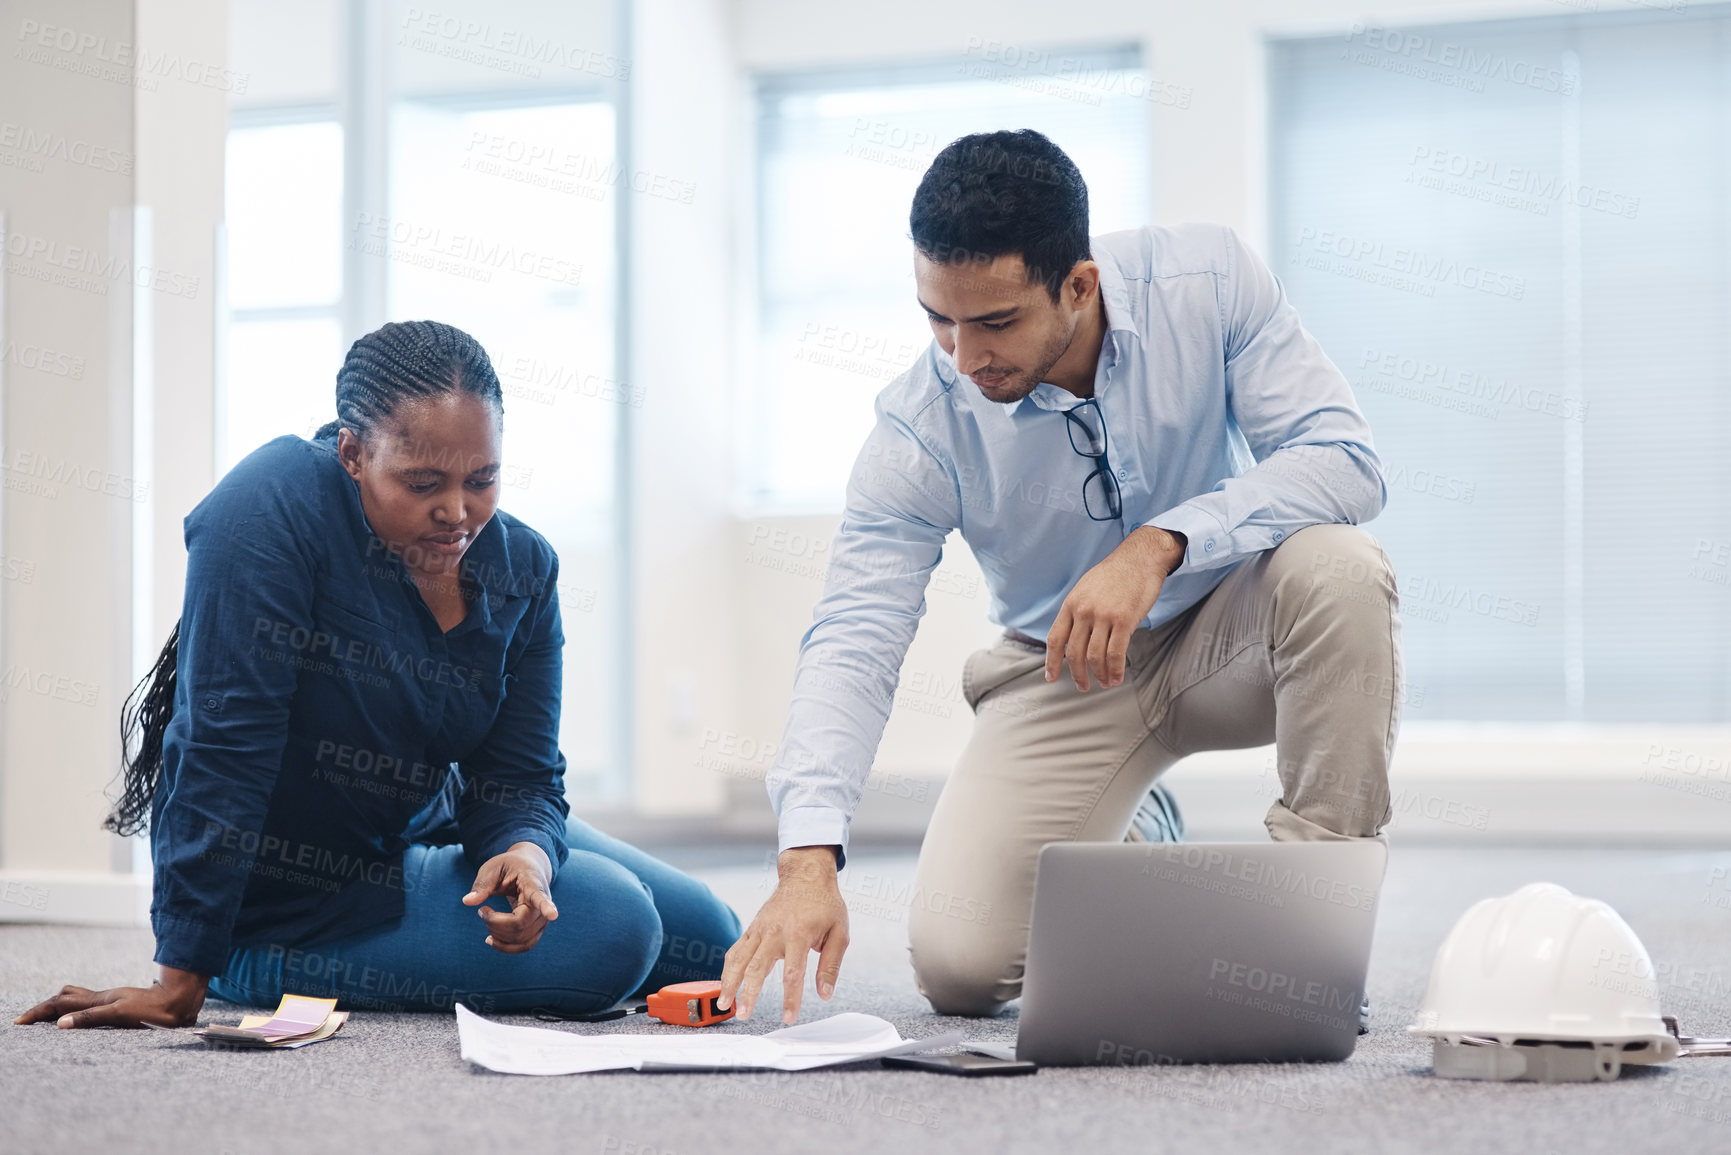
left=4, top=845, right=1730, bottom=1155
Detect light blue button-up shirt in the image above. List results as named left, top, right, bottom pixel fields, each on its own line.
left=770, top=224, right=1386, bottom=860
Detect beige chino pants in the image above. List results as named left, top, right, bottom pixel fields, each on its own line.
left=906, top=524, right=1402, bottom=1016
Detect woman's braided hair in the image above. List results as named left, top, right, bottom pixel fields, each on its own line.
left=314, top=319, right=504, bottom=442
left=106, top=320, right=502, bottom=835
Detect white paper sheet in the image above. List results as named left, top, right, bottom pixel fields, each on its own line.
left=454, top=1004, right=962, bottom=1076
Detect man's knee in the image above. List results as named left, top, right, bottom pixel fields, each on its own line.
left=908, top=917, right=1017, bottom=1017
left=1279, top=524, right=1395, bottom=611
left=1284, top=523, right=1391, bottom=582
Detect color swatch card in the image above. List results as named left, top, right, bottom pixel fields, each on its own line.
left=150, top=994, right=350, bottom=1049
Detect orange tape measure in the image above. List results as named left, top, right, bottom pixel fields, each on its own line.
left=533, top=980, right=736, bottom=1027
left=645, top=980, right=735, bottom=1027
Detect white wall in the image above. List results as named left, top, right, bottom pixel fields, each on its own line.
left=626, top=0, right=746, bottom=815
left=0, top=0, right=225, bottom=923
left=138, top=0, right=226, bottom=733
left=0, top=0, right=138, bottom=883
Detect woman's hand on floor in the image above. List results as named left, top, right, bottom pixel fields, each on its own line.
left=13, top=965, right=209, bottom=1028
left=464, top=841, right=560, bottom=954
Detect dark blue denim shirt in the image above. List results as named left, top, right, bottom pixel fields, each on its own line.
left=150, top=432, right=571, bottom=976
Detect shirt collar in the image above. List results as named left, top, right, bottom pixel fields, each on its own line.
left=1096, top=249, right=1140, bottom=344
left=1003, top=255, right=1140, bottom=417
left=446, top=517, right=511, bottom=635
left=930, top=249, right=1140, bottom=415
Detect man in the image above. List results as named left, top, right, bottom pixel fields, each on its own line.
left=718, top=129, right=1400, bottom=1023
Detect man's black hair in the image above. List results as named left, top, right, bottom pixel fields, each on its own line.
left=909, top=129, right=1091, bottom=302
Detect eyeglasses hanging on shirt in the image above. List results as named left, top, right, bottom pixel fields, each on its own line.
left=1063, top=397, right=1123, bottom=521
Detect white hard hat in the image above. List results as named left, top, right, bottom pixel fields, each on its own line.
left=1408, top=882, right=1680, bottom=1081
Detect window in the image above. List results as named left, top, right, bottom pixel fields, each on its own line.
left=224, top=0, right=627, bottom=797
left=222, top=117, right=345, bottom=468
left=389, top=94, right=620, bottom=791
left=750, top=48, right=1155, bottom=509
left=1270, top=9, right=1731, bottom=721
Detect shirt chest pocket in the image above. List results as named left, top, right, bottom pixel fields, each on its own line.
left=308, top=594, right=402, bottom=676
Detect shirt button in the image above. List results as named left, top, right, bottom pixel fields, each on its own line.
left=1204, top=539, right=1216, bottom=553
left=1272, top=529, right=1285, bottom=543
left=1116, top=468, right=1128, bottom=481
left=204, top=696, right=219, bottom=710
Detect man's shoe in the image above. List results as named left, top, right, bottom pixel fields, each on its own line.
left=1126, top=782, right=1186, bottom=843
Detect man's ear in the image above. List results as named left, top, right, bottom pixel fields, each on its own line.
left=335, top=427, right=365, bottom=482
left=1065, top=260, right=1101, bottom=313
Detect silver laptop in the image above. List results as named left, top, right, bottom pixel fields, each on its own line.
left=1017, top=840, right=1387, bottom=1065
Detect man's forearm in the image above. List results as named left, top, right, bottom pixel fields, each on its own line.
left=1149, top=442, right=1383, bottom=576
left=1126, top=525, right=1188, bottom=577
left=781, top=845, right=841, bottom=877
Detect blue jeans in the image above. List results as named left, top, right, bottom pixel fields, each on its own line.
left=208, top=816, right=741, bottom=1016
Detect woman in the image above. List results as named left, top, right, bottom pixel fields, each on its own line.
left=15, top=320, right=739, bottom=1029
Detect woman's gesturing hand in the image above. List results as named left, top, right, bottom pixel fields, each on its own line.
left=13, top=965, right=209, bottom=1029
left=464, top=841, right=560, bottom=954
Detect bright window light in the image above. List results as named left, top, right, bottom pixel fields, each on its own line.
left=389, top=97, right=619, bottom=789
left=223, top=119, right=344, bottom=471
left=226, top=317, right=345, bottom=452
left=1272, top=11, right=1731, bottom=721
left=225, top=122, right=343, bottom=311
left=752, top=55, right=1154, bottom=510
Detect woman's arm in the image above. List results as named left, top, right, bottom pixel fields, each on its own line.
left=149, top=458, right=319, bottom=978
left=19, top=445, right=319, bottom=1027
left=455, top=553, right=571, bottom=953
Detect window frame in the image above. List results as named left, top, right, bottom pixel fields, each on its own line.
left=743, top=45, right=1150, bottom=514
left=218, top=12, right=636, bottom=800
